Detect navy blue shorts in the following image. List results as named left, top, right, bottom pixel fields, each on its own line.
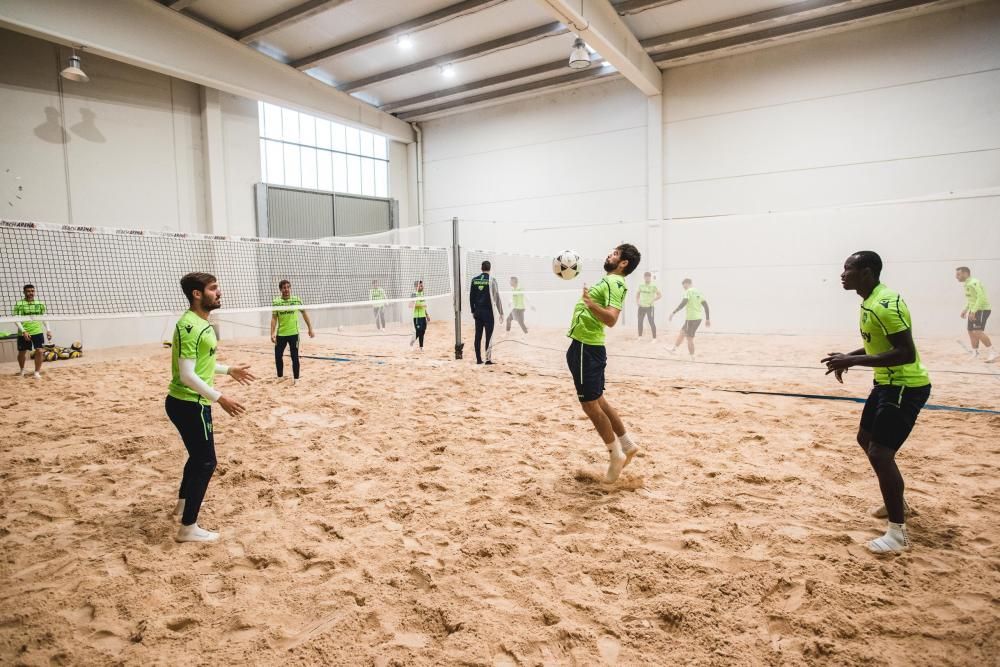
left=682, top=319, right=702, bottom=337
left=968, top=310, right=991, bottom=331
left=859, top=383, right=931, bottom=451
left=567, top=339, right=606, bottom=403
left=17, top=333, right=45, bottom=352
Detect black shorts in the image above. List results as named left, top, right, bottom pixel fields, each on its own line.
left=567, top=339, right=606, bottom=403
left=859, top=383, right=931, bottom=451
left=968, top=310, right=991, bottom=331
left=17, top=333, right=45, bottom=352
left=682, top=319, right=702, bottom=337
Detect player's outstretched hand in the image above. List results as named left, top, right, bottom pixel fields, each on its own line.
left=821, top=352, right=854, bottom=380
left=270, top=334, right=277, bottom=343
left=218, top=395, right=246, bottom=417
left=308, top=329, right=316, bottom=338
left=46, top=331, right=53, bottom=341
left=228, top=365, right=256, bottom=385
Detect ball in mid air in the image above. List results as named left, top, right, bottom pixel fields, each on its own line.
left=552, top=250, right=581, bottom=280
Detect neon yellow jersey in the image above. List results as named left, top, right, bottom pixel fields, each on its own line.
left=412, top=291, right=426, bottom=318
left=964, top=278, right=991, bottom=312
left=168, top=310, right=218, bottom=404
left=860, top=283, right=930, bottom=388
left=512, top=287, right=525, bottom=310
left=567, top=274, right=627, bottom=346
left=371, top=287, right=386, bottom=305
left=638, top=283, right=658, bottom=307
left=13, top=300, right=46, bottom=335
left=684, top=288, right=704, bottom=320
left=272, top=296, right=303, bottom=336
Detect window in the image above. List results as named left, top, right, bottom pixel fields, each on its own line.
left=257, top=101, right=390, bottom=197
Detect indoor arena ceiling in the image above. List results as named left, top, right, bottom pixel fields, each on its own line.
left=159, top=0, right=960, bottom=122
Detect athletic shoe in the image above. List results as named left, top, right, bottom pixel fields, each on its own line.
left=867, top=525, right=909, bottom=554
left=175, top=523, right=219, bottom=543
left=33, top=372, right=41, bottom=380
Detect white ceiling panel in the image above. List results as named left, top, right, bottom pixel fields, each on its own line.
left=622, top=0, right=804, bottom=40
left=187, top=0, right=306, bottom=32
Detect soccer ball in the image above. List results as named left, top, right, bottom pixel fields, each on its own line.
left=552, top=250, right=581, bottom=280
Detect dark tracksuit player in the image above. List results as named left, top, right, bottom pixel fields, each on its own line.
left=470, top=260, right=503, bottom=365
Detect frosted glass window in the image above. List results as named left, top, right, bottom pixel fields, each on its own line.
left=332, top=153, right=347, bottom=193
left=317, top=151, right=333, bottom=191
left=258, top=102, right=265, bottom=137
left=331, top=122, right=346, bottom=152
left=263, top=103, right=283, bottom=140
left=361, top=157, right=376, bottom=196
left=264, top=140, right=284, bottom=185
left=373, top=135, right=387, bottom=160
left=360, top=131, right=375, bottom=157
left=283, top=143, right=301, bottom=187
left=281, top=108, right=299, bottom=142
left=301, top=147, right=318, bottom=190
left=315, top=119, right=331, bottom=150
left=299, top=114, right=316, bottom=147
left=259, top=140, right=267, bottom=183
left=374, top=160, right=388, bottom=198
left=346, top=155, right=361, bottom=194
left=345, top=126, right=360, bottom=155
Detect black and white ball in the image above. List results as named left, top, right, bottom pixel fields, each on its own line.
left=552, top=250, right=581, bottom=280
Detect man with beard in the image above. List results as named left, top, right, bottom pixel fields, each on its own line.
left=167, top=272, right=255, bottom=543
left=567, top=244, right=642, bottom=483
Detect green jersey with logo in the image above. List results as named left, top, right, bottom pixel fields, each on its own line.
left=13, top=300, right=46, bottom=335
left=168, top=310, right=218, bottom=404
left=860, top=283, right=930, bottom=388
left=371, top=287, right=386, bottom=305
left=272, top=296, right=303, bottom=336
left=512, top=287, right=525, bottom=310
left=638, top=283, right=658, bottom=308
left=684, top=288, right=704, bottom=320
left=412, top=291, right=426, bottom=318
left=964, top=278, right=991, bottom=312
left=567, top=274, right=627, bottom=346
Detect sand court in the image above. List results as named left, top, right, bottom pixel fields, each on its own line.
left=2, top=324, right=997, bottom=665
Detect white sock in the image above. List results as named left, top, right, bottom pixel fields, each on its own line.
left=33, top=372, right=41, bottom=379
left=605, top=441, right=626, bottom=482
left=618, top=432, right=637, bottom=453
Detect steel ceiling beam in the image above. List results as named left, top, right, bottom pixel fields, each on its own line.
left=291, top=0, right=506, bottom=70
left=167, top=0, right=200, bottom=10
left=236, top=0, right=353, bottom=43
left=641, top=0, right=854, bottom=52
left=397, top=64, right=619, bottom=120
left=539, top=0, right=662, bottom=95
left=611, top=0, right=684, bottom=16
left=339, top=22, right=569, bottom=93
left=650, top=0, right=945, bottom=64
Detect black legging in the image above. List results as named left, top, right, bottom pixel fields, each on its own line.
left=474, top=310, right=495, bottom=363
left=166, top=395, right=217, bottom=526
left=413, top=317, right=427, bottom=348
left=275, top=334, right=300, bottom=378
left=638, top=306, right=656, bottom=337
left=374, top=307, right=386, bottom=330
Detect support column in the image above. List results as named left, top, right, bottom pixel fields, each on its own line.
left=646, top=93, right=664, bottom=277
left=201, top=87, right=228, bottom=236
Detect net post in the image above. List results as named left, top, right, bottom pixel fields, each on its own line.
left=452, top=216, right=464, bottom=360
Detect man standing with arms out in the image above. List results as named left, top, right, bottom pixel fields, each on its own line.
left=668, top=278, right=710, bottom=358
left=636, top=271, right=661, bottom=341
left=567, top=244, right=642, bottom=483
left=470, top=261, right=503, bottom=365
left=822, top=251, right=931, bottom=554
left=371, top=279, right=387, bottom=331
left=270, top=280, right=315, bottom=385
left=410, top=280, right=429, bottom=351
left=955, top=266, right=995, bottom=361
left=167, top=272, right=255, bottom=543
left=13, top=284, right=51, bottom=379
left=506, top=276, right=528, bottom=334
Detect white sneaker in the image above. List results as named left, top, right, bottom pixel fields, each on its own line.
left=985, top=349, right=998, bottom=362
left=867, top=525, right=909, bottom=554
left=605, top=445, right=626, bottom=483
left=175, top=523, right=219, bottom=543
left=292, top=378, right=298, bottom=386
left=33, top=372, right=41, bottom=380
left=15, top=369, right=25, bottom=377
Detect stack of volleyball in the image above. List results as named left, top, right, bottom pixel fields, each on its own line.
left=42, top=341, right=83, bottom=361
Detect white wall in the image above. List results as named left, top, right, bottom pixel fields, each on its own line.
left=419, top=2, right=1000, bottom=336
left=662, top=0, right=1000, bottom=336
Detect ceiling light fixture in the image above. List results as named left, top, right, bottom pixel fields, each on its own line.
left=397, top=34, right=413, bottom=50
left=60, top=47, right=89, bottom=83
left=568, top=38, right=591, bottom=70
left=440, top=64, right=455, bottom=78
